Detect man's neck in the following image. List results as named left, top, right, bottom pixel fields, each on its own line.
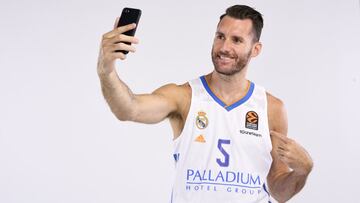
left=205, top=68, right=249, bottom=105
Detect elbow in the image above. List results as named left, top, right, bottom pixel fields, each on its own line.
left=269, top=184, right=297, bottom=203
left=269, top=188, right=290, bottom=203
left=115, top=114, right=130, bottom=121
left=272, top=195, right=289, bottom=203
left=268, top=182, right=292, bottom=203
left=112, top=108, right=136, bottom=122
left=268, top=187, right=281, bottom=203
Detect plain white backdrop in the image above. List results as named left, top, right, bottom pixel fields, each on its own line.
left=0, top=0, right=359, bottom=202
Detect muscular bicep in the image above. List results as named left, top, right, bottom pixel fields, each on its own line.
left=130, top=83, right=180, bottom=124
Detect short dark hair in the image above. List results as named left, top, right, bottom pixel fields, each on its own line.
left=220, top=5, right=264, bottom=42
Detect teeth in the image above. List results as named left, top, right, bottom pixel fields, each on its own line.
left=219, top=55, right=232, bottom=60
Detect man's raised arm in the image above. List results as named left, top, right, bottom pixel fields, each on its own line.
left=97, top=18, right=180, bottom=124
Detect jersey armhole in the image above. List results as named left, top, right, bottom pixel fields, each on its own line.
left=173, top=79, right=197, bottom=143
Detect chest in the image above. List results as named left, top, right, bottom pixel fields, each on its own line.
left=174, top=102, right=273, bottom=174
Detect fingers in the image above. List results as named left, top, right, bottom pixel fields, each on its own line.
left=110, top=52, right=127, bottom=60
left=277, top=146, right=288, bottom=151
left=276, top=146, right=293, bottom=166
left=274, top=136, right=297, bottom=163
left=270, top=131, right=312, bottom=173
left=101, top=51, right=127, bottom=61
left=101, top=22, right=139, bottom=55
left=103, top=42, right=136, bottom=54
left=278, top=153, right=290, bottom=164
left=113, top=17, right=119, bottom=29
left=277, top=146, right=290, bottom=156
left=271, top=131, right=292, bottom=159
left=102, top=34, right=139, bottom=46
left=270, top=130, right=290, bottom=144
left=98, top=20, right=139, bottom=67
left=103, top=23, right=137, bottom=39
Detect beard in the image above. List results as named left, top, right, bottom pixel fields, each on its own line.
left=211, top=46, right=252, bottom=76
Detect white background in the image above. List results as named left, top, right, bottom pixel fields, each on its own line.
left=0, top=0, right=359, bottom=202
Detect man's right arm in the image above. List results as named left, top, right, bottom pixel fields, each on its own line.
left=97, top=18, right=180, bottom=124
left=99, top=71, right=180, bottom=123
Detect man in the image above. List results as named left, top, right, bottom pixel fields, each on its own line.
left=97, top=5, right=313, bottom=203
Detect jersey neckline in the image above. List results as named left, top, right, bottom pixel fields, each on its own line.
left=200, top=75, right=255, bottom=111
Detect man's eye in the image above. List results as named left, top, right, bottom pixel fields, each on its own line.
left=217, top=35, right=224, bottom=40
left=233, top=38, right=242, bottom=43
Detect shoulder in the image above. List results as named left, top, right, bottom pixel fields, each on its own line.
left=152, top=82, right=191, bottom=112
left=266, top=92, right=285, bottom=112
left=152, top=82, right=191, bottom=99
left=177, top=82, right=192, bottom=109
left=266, top=91, right=288, bottom=134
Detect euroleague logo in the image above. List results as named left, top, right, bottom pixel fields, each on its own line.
left=195, top=111, right=208, bottom=129
left=245, top=111, right=259, bottom=130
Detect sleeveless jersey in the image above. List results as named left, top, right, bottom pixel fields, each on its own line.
left=170, top=76, right=273, bottom=203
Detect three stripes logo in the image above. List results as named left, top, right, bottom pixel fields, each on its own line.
left=195, top=134, right=206, bottom=143
left=245, top=111, right=259, bottom=130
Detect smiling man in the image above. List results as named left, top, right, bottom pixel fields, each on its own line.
left=97, top=5, right=313, bottom=203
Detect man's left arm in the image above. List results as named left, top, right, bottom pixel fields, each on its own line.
left=266, top=94, right=313, bottom=203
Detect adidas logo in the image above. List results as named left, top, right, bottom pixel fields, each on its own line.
left=195, top=134, right=206, bottom=143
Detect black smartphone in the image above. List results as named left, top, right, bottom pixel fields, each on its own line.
left=116, top=7, right=142, bottom=54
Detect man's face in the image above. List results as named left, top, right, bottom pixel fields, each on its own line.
left=211, top=16, right=259, bottom=76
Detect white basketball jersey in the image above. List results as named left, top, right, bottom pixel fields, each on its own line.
left=170, top=76, right=273, bottom=203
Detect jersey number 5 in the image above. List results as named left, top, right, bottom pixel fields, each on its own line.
left=216, top=139, right=231, bottom=167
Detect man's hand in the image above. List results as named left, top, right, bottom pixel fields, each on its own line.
left=96, top=18, right=183, bottom=124
left=270, top=130, right=313, bottom=175
left=97, top=17, right=139, bottom=76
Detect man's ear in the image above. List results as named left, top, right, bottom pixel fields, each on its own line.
left=251, top=41, right=262, bottom=58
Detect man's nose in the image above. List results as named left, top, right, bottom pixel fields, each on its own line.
left=219, top=39, right=232, bottom=53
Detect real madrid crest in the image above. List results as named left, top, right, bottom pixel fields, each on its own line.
left=196, top=111, right=208, bottom=129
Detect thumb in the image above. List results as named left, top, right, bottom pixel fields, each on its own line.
left=113, top=17, right=119, bottom=29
